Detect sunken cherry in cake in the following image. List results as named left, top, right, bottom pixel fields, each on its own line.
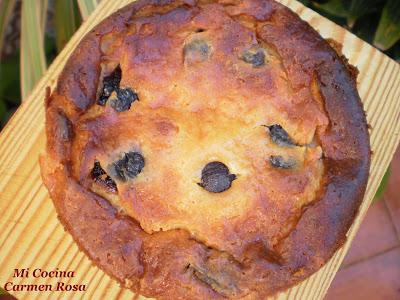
left=40, top=0, right=370, bottom=299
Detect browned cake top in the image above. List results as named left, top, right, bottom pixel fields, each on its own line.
left=40, top=0, right=370, bottom=299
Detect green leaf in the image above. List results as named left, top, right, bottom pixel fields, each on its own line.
left=352, top=10, right=382, bottom=44
left=0, top=0, right=17, bottom=60
left=1, top=106, right=17, bottom=127
left=347, top=0, right=385, bottom=28
left=0, top=98, right=6, bottom=119
left=373, top=0, right=400, bottom=51
left=373, top=168, right=391, bottom=201
left=20, top=0, right=48, bottom=99
left=386, top=40, right=400, bottom=62
left=77, top=0, right=99, bottom=21
left=44, top=34, right=57, bottom=65
left=40, top=0, right=49, bottom=35
left=54, top=0, right=80, bottom=53
left=313, top=0, right=349, bottom=19
left=0, top=53, right=20, bottom=105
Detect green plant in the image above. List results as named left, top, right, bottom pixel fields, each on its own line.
left=374, top=0, right=400, bottom=50
left=20, top=0, right=48, bottom=99
left=0, top=0, right=98, bottom=128
left=373, top=168, right=391, bottom=201
left=299, top=0, right=400, bottom=59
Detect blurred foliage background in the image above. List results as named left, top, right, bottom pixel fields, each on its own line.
left=0, top=0, right=398, bottom=197
left=0, top=0, right=98, bottom=128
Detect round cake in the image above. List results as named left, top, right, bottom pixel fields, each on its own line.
left=40, top=0, right=370, bottom=299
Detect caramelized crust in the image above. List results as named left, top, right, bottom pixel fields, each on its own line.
left=40, top=0, right=370, bottom=299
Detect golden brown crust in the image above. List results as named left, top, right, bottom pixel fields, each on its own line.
left=40, top=0, right=370, bottom=299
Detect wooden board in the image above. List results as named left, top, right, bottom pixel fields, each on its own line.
left=0, top=0, right=399, bottom=299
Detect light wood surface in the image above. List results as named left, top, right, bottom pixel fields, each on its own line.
left=0, top=1, right=399, bottom=299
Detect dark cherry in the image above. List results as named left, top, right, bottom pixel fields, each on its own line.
left=241, top=48, right=265, bottom=67
left=92, top=161, right=106, bottom=178
left=112, top=152, right=145, bottom=181
left=186, top=263, right=238, bottom=297
left=97, top=65, right=121, bottom=106
left=110, top=88, right=139, bottom=112
left=266, top=124, right=295, bottom=147
left=269, top=155, right=296, bottom=169
left=91, top=160, right=117, bottom=192
left=184, top=39, right=210, bottom=62
left=198, top=161, right=236, bottom=193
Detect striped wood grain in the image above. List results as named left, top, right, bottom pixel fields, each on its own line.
left=0, top=0, right=399, bottom=299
